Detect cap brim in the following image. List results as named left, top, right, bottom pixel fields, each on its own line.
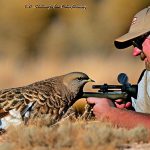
left=114, top=29, right=149, bottom=49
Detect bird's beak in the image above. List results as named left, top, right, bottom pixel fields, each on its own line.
left=87, top=78, right=95, bottom=82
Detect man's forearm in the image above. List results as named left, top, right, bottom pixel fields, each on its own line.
left=106, top=108, right=150, bottom=129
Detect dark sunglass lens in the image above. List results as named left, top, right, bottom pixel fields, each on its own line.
left=132, top=36, right=146, bottom=50
left=132, top=41, right=138, bottom=47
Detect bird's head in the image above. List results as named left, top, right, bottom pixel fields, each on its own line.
left=63, top=72, right=94, bottom=95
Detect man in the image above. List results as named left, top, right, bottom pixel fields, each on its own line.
left=87, top=6, right=150, bottom=129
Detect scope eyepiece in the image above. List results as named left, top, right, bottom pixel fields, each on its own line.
left=118, top=73, right=128, bottom=85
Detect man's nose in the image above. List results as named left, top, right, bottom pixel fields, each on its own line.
left=133, top=47, right=141, bottom=56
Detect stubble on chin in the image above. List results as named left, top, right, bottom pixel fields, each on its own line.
left=140, top=52, right=150, bottom=70
left=140, top=52, right=146, bottom=60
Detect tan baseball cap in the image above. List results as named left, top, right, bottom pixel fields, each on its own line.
left=115, top=6, right=150, bottom=49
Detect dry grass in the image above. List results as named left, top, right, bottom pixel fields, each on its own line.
left=0, top=118, right=150, bottom=150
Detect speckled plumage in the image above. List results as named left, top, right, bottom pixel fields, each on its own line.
left=0, top=72, right=92, bottom=124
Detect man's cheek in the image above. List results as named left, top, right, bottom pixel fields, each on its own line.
left=143, top=39, right=150, bottom=56
left=143, top=49, right=150, bottom=61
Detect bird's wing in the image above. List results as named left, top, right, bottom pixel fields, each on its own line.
left=0, top=84, right=67, bottom=119
left=0, top=87, right=49, bottom=118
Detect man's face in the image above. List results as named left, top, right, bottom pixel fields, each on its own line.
left=132, top=35, right=150, bottom=70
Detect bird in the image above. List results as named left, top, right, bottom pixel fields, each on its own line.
left=0, top=72, right=94, bottom=127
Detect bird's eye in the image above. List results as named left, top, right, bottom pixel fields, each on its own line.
left=77, top=77, right=83, bottom=81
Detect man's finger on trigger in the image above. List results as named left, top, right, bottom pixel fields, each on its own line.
left=115, top=102, right=125, bottom=109
left=115, top=99, right=123, bottom=103
left=125, top=102, right=132, bottom=108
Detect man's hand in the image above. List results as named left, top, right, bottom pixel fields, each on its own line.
left=87, top=98, right=132, bottom=119
left=87, top=98, right=114, bottom=119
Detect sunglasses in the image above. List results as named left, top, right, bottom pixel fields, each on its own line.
left=132, top=33, right=150, bottom=50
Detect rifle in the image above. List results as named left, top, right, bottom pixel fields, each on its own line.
left=82, top=73, right=137, bottom=103
left=80, top=73, right=137, bottom=119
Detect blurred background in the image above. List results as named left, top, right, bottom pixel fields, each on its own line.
left=0, top=0, right=150, bottom=107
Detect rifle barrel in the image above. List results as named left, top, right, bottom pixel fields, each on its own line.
left=82, top=92, right=128, bottom=100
